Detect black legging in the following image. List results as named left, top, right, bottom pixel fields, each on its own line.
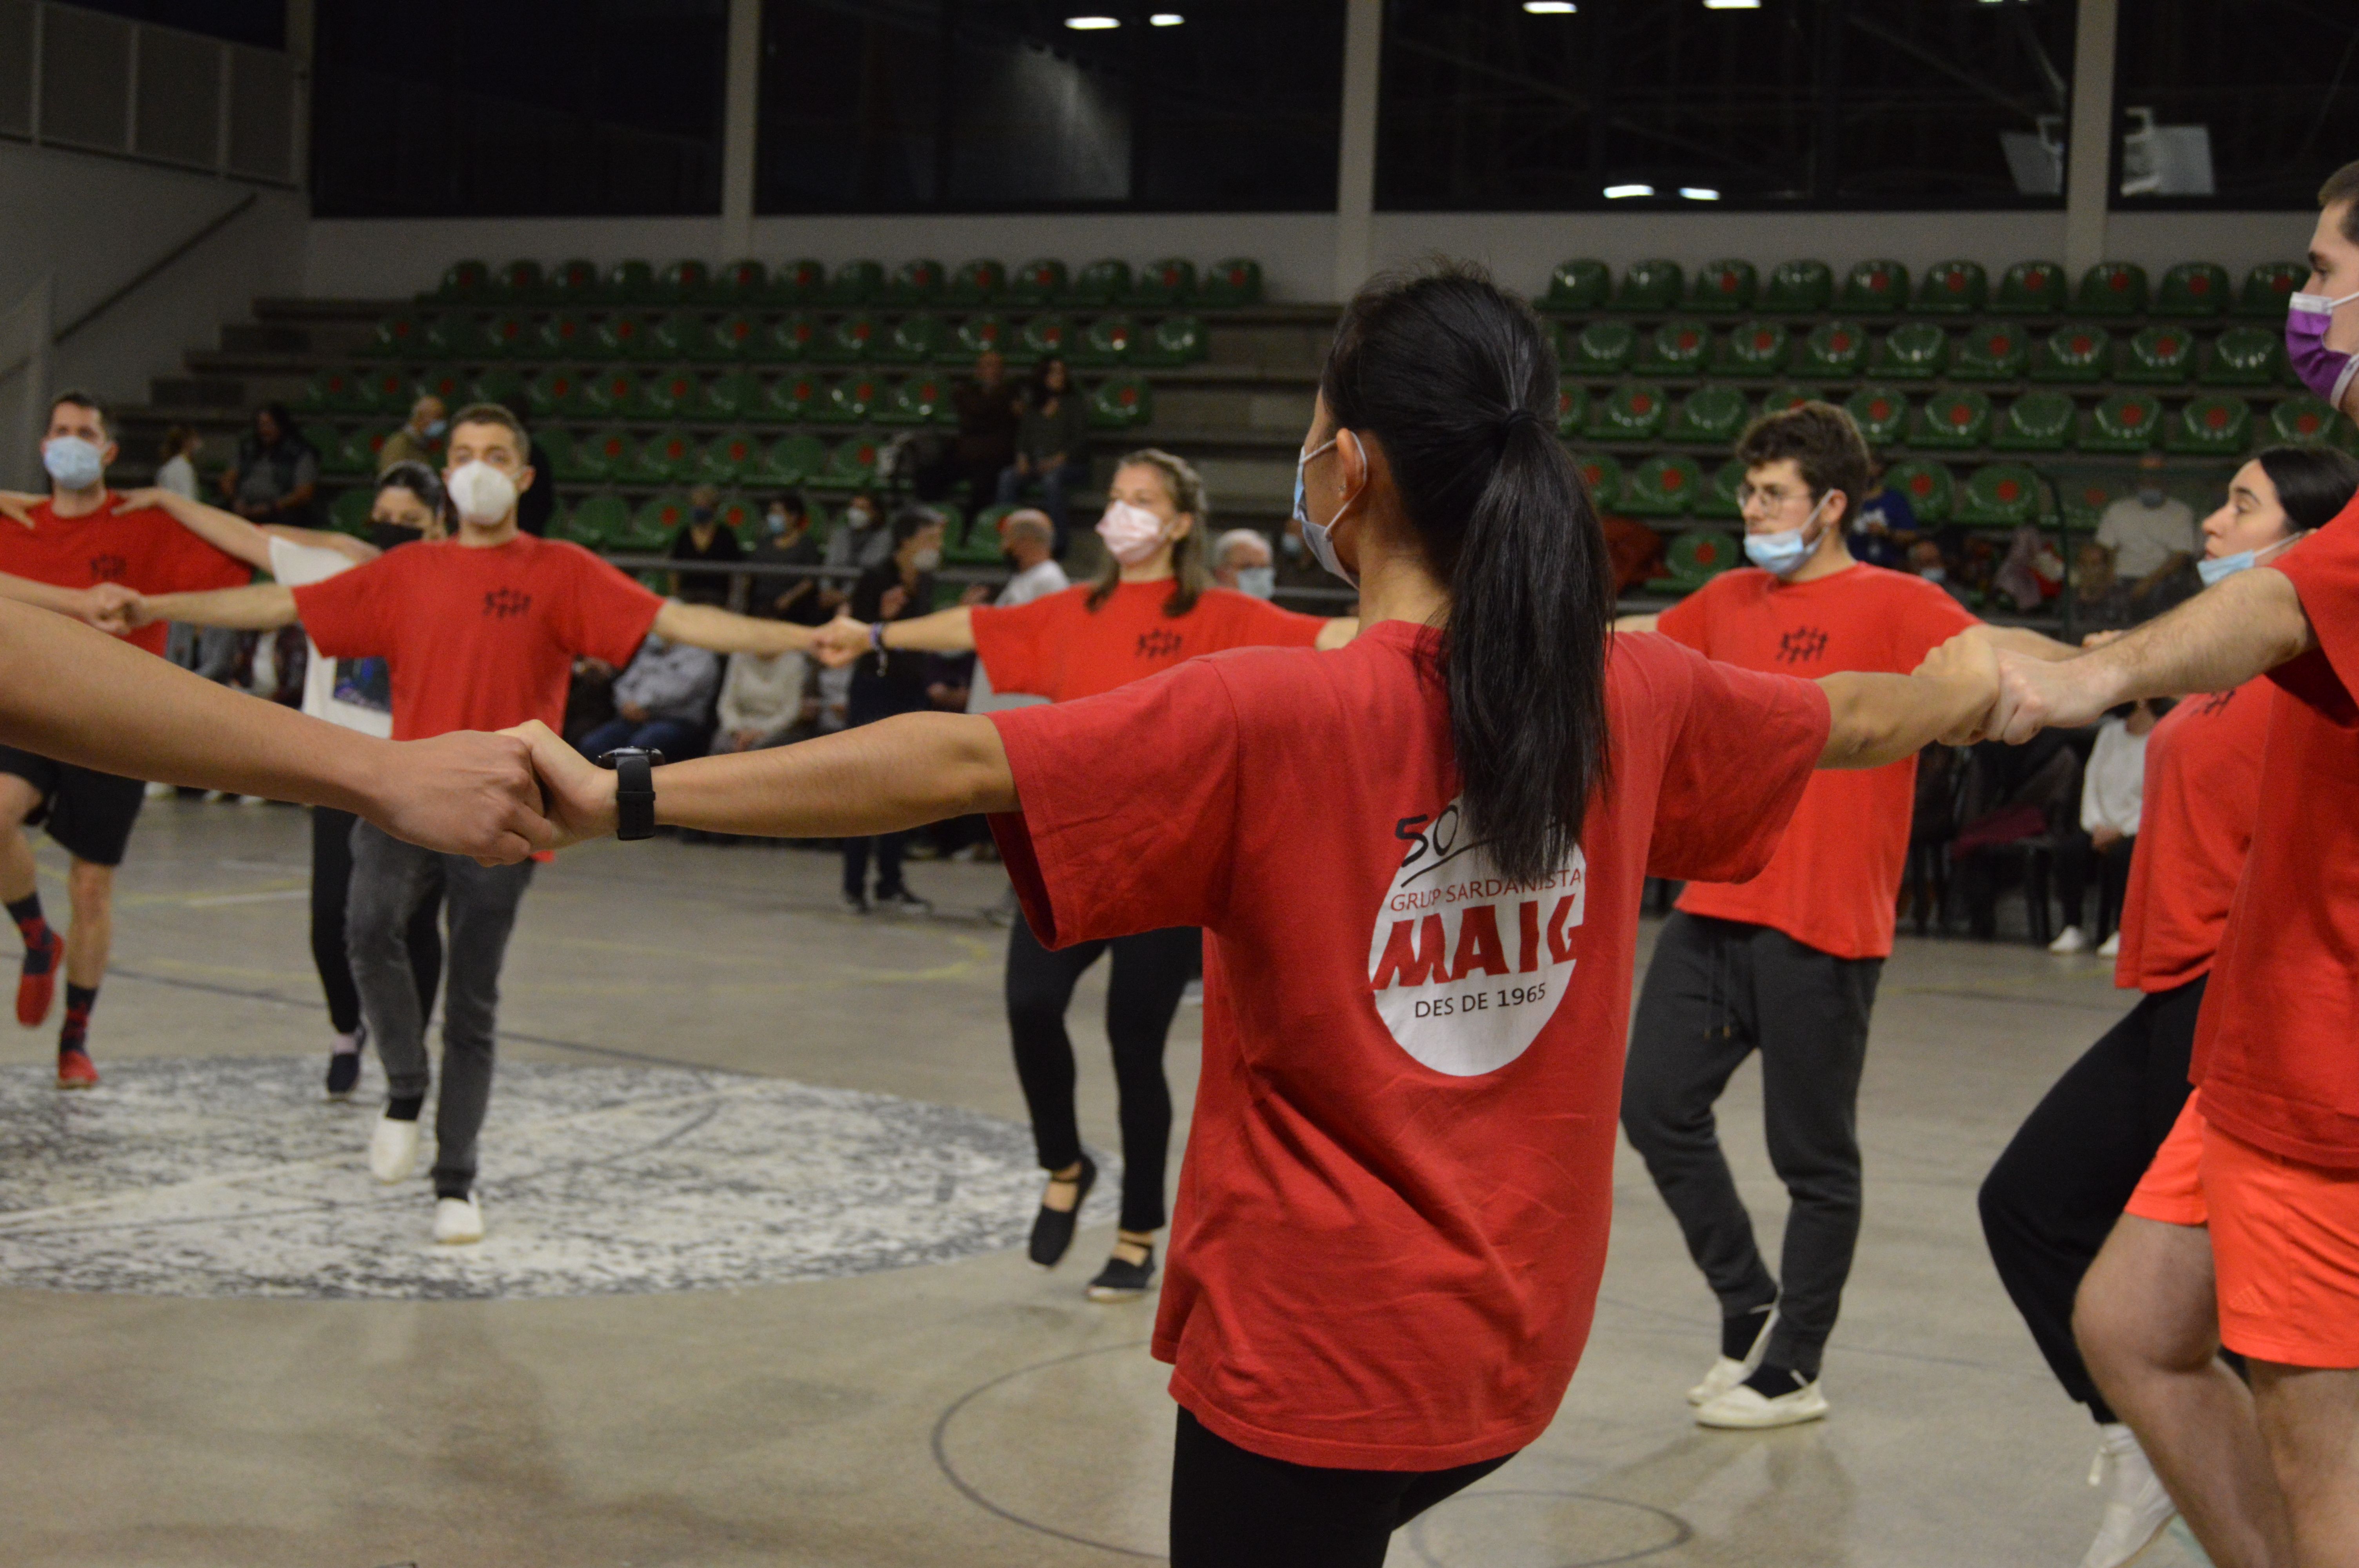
left=1978, top=974, right=2206, bottom=1425
left=310, top=807, right=444, bottom=1034
left=1006, top=918, right=1198, bottom=1234
left=1169, top=1407, right=1515, bottom=1567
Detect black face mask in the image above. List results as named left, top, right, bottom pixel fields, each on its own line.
left=367, top=521, right=426, bottom=552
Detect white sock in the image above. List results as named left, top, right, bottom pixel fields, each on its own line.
left=331, top=1030, right=360, bottom=1056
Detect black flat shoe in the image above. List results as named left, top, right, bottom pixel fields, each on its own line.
left=1028, top=1155, right=1097, bottom=1268
left=1087, top=1242, right=1156, bottom=1302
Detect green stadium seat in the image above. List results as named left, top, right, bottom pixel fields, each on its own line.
left=1011, top=258, right=1070, bottom=306
left=1840, top=260, right=1909, bottom=314
left=1091, top=374, right=1153, bottom=428
left=1884, top=459, right=1955, bottom=523
left=413, top=368, right=468, bottom=407
left=1714, top=320, right=1789, bottom=375
left=700, top=370, right=765, bottom=423
left=1014, top=314, right=1074, bottom=365
left=573, top=429, right=632, bottom=484
left=771, top=259, right=827, bottom=304
left=566, top=494, right=631, bottom=546
left=1622, top=454, right=1705, bottom=517
left=1612, top=260, right=1683, bottom=312
left=1845, top=385, right=1910, bottom=445
left=1636, top=319, right=1711, bottom=375
left=1543, top=259, right=1610, bottom=312
left=765, top=374, right=824, bottom=423
left=2082, top=391, right=2164, bottom=453
left=1992, top=390, right=2076, bottom=452
left=1952, top=323, right=2029, bottom=381
left=1874, top=321, right=1949, bottom=379
left=759, top=434, right=826, bottom=486
left=1912, top=389, right=1992, bottom=450
left=1074, top=315, right=1140, bottom=367
left=2075, top=262, right=2148, bottom=316
left=1797, top=321, right=1869, bottom=378
left=824, top=261, right=884, bottom=306
left=360, top=366, right=417, bottom=414
left=811, top=438, right=883, bottom=492
left=1762, top=259, right=1833, bottom=314
left=763, top=313, right=819, bottom=363
left=1198, top=257, right=1263, bottom=307
left=577, top=368, right=641, bottom=419
left=298, top=367, right=364, bottom=416
left=946, top=505, right=1003, bottom=565
left=1956, top=463, right=2043, bottom=527
left=1128, top=258, right=1197, bottom=307
left=525, top=366, right=591, bottom=418
left=1994, top=260, right=2068, bottom=315
left=1570, top=452, right=1623, bottom=510
left=1587, top=381, right=1669, bottom=442
left=649, top=311, right=703, bottom=361
left=535, top=312, right=593, bottom=360
left=1689, top=259, right=1757, bottom=313
left=947, top=259, right=1007, bottom=306
left=1698, top=459, right=1747, bottom=521
left=1757, top=383, right=1822, bottom=417
left=624, top=494, right=689, bottom=548
left=1914, top=260, right=1987, bottom=315
left=592, top=312, right=654, bottom=361
left=885, top=259, right=947, bottom=305
left=525, top=426, right=576, bottom=482
left=2203, top=326, right=2285, bottom=386
left=328, top=485, right=375, bottom=535
left=2032, top=325, right=2111, bottom=382
left=623, top=429, right=697, bottom=486
left=318, top=426, right=376, bottom=476
left=713, top=495, right=759, bottom=536
left=877, top=375, right=951, bottom=425
left=1660, top=530, right=1741, bottom=587
left=1668, top=384, right=1748, bottom=444
left=2236, top=262, right=2307, bottom=318
left=956, top=314, right=1011, bottom=359
left=1141, top=315, right=1207, bottom=366
left=1567, top=320, right=1638, bottom=376
left=1555, top=381, right=1590, bottom=437
left=695, top=312, right=763, bottom=363
left=695, top=430, right=761, bottom=485
left=881, top=313, right=947, bottom=364
left=658, top=260, right=711, bottom=303
left=494, top=260, right=543, bottom=303
left=2270, top=394, right=2344, bottom=445
left=2118, top=325, right=2196, bottom=383
left=811, top=376, right=877, bottom=424
left=2155, top=262, right=2229, bottom=318
left=469, top=369, right=527, bottom=411
left=422, top=312, right=486, bottom=360
left=435, top=260, right=491, bottom=301
left=1070, top=258, right=1134, bottom=306
left=2059, top=478, right=2120, bottom=534
left=360, top=311, right=424, bottom=359
left=638, top=366, right=702, bottom=420
left=714, top=258, right=768, bottom=302
left=546, top=259, right=601, bottom=301
left=813, top=312, right=880, bottom=364
left=605, top=260, right=656, bottom=303
left=2166, top=393, right=2253, bottom=455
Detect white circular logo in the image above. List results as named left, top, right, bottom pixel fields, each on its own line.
left=1366, top=799, right=1586, bottom=1077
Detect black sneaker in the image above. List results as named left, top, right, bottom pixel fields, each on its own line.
left=1087, top=1242, right=1156, bottom=1302
left=1028, top=1154, right=1097, bottom=1268
left=873, top=887, right=933, bottom=917
left=840, top=891, right=870, bottom=916
left=326, top=1022, right=365, bottom=1101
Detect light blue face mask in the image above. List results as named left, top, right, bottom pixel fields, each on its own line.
left=1742, top=493, right=1832, bottom=578
left=1234, top=565, right=1276, bottom=600
left=41, top=436, right=104, bottom=491
left=1293, top=435, right=1356, bottom=587
left=2197, top=531, right=2301, bottom=588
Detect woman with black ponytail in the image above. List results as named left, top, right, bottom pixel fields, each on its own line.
left=516, top=263, right=2000, bottom=1566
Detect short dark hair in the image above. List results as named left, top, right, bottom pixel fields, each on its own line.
left=2321, top=159, right=2359, bottom=244
left=891, top=505, right=945, bottom=547
left=50, top=390, right=110, bottom=439
left=446, top=402, right=530, bottom=462
left=1735, top=401, right=1871, bottom=529
left=2255, top=443, right=2359, bottom=533
left=376, top=459, right=444, bottom=510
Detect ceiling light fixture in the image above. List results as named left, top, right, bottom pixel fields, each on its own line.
left=1605, top=183, right=1655, bottom=199
left=1680, top=187, right=1721, bottom=200
left=1064, top=15, right=1120, bottom=29
left=1703, top=0, right=1760, bottom=9
left=1150, top=12, right=1183, bottom=24
left=1524, top=2, right=1578, bottom=13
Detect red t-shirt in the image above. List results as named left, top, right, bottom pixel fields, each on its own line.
left=2112, top=679, right=2270, bottom=993
left=1654, top=563, right=1976, bottom=959
left=2194, top=509, right=2359, bottom=1167
left=970, top=581, right=1323, bottom=703
left=987, top=622, right=1829, bottom=1469
left=1, top=494, right=251, bottom=656
left=290, top=534, right=662, bottom=740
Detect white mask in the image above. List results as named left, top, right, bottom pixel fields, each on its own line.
left=1096, top=500, right=1170, bottom=566
left=42, top=437, right=104, bottom=491
left=445, top=460, right=519, bottom=525
left=911, top=547, right=942, bottom=572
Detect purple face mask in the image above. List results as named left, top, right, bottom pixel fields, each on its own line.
left=2285, top=287, right=2359, bottom=408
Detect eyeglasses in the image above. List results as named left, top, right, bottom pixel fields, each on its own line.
left=1736, top=483, right=1817, bottom=512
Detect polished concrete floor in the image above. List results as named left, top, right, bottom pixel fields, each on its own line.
left=0, top=801, right=2209, bottom=1567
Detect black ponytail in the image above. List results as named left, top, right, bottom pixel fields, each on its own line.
left=1321, top=263, right=1614, bottom=885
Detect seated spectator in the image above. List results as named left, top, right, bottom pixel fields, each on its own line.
left=2049, top=699, right=2157, bottom=956
left=922, top=349, right=1022, bottom=504
left=220, top=403, right=319, bottom=527
left=2096, top=450, right=2197, bottom=618
left=669, top=485, right=744, bottom=606
left=2072, top=539, right=2132, bottom=629
left=156, top=426, right=203, bottom=499
left=1908, top=537, right=1969, bottom=604
left=1850, top=463, right=1917, bottom=568
left=823, top=490, right=892, bottom=574
left=716, top=648, right=811, bottom=753
left=574, top=627, right=722, bottom=761
left=751, top=490, right=830, bottom=622
left=967, top=509, right=1069, bottom=714
left=996, top=357, right=1091, bottom=554
left=1990, top=524, right=2065, bottom=612
left=376, top=396, right=447, bottom=474
left=1210, top=528, right=1276, bottom=598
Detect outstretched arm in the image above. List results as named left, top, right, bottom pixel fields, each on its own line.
left=814, top=605, right=976, bottom=662
left=0, top=598, right=549, bottom=861
left=112, top=487, right=275, bottom=572
left=1818, top=633, right=1998, bottom=769
left=1975, top=624, right=2079, bottom=661
left=651, top=599, right=814, bottom=656
left=0, top=572, right=139, bottom=634
left=515, top=714, right=1015, bottom=846
left=136, top=583, right=300, bottom=630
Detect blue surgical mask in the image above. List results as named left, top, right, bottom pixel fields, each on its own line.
left=41, top=437, right=104, bottom=491
left=1743, top=493, right=1832, bottom=578
left=2197, top=531, right=2301, bottom=588
left=1292, top=436, right=1355, bottom=587
left=1234, top=565, right=1276, bottom=600
left=423, top=418, right=449, bottom=439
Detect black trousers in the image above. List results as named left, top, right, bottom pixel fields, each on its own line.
left=1169, top=1408, right=1515, bottom=1568
left=1005, top=918, right=1197, bottom=1234
left=1621, top=912, right=1883, bottom=1379
left=309, top=806, right=443, bottom=1036
left=1979, top=975, right=2206, bottom=1425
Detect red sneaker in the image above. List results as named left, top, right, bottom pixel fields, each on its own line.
left=17, top=927, right=61, bottom=1028
left=56, top=1046, right=99, bottom=1090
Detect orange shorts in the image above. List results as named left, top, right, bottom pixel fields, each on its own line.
left=2125, top=1091, right=2359, bottom=1368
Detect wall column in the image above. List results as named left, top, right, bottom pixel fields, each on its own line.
left=720, top=0, right=761, bottom=262
left=2063, top=0, right=2118, bottom=277
left=1333, top=0, right=1382, bottom=303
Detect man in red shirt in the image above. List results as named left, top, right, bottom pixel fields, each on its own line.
left=1616, top=403, right=2068, bottom=1430
left=137, top=403, right=819, bottom=1245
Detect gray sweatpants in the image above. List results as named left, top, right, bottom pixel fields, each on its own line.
left=347, top=820, right=534, bottom=1196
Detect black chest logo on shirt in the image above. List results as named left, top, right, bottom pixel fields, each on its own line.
left=1776, top=625, right=1830, bottom=665
left=483, top=587, right=533, bottom=621
left=2192, top=690, right=2236, bottom=718
left=88, top=554, right=129, bottom=582
left=1136, top=627, right=1184, bottom=659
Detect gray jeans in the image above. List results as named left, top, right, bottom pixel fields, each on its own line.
left=347, top=820, right=534, bottom=1195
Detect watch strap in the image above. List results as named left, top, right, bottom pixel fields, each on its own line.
left=597, top=748, right=663, bottom=841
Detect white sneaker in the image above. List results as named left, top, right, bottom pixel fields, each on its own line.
left=433, top=1194, right=484, bottom=1245
left=1688, top=1305, right=1779, bottom=1405
left=143, top=780, right=174, bottom=800
left=1695, top=1375, right=1829, bottom=1429
left=2097, top=931, right=2121, bottom=959
left=2049, top=925, right=2090, bottom=955
left=2079, top=1424, right=2176, bottom=1568
left=369, top=1112, right=420, bottom=1184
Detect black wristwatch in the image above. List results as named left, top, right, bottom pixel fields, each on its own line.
left=596, top=748, right=663, bottom=841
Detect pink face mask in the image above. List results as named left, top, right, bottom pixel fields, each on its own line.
left=2285, top=287, right=2359, bottom=408
left=1096, top=500, right=1170, bottom=565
